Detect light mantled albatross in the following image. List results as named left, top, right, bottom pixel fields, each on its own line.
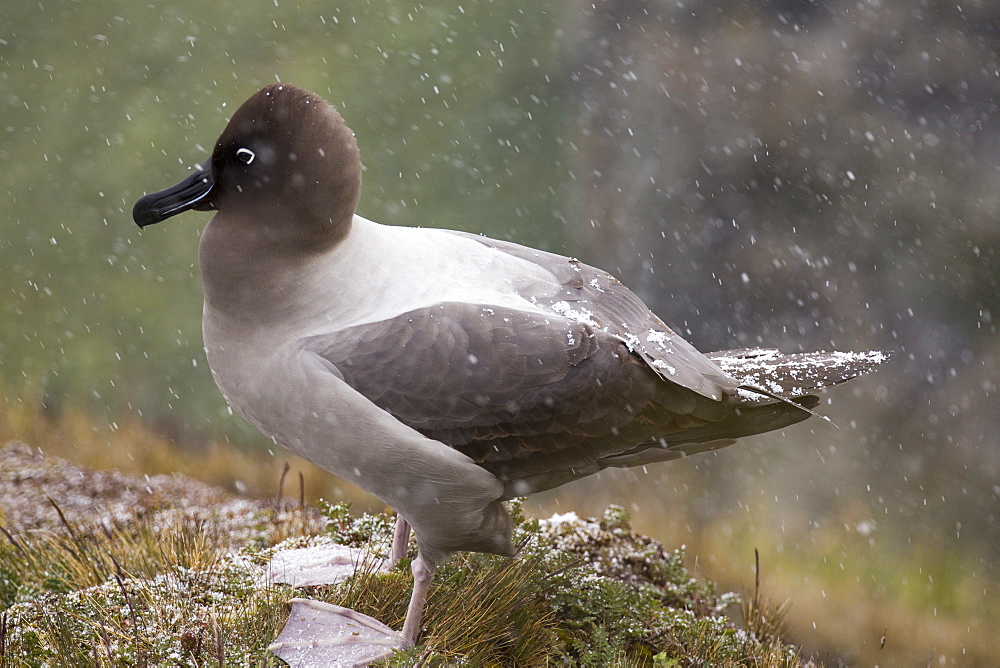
left=133, top=83, right=887, bottom=666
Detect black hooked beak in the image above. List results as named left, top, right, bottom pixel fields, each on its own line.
left=133, top=159, right=215, bottom=228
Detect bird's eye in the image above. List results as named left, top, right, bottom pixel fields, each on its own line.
left=236, top=148, right=255, bottom=165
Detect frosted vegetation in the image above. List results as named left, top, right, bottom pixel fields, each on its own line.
left=0, top=444, right=800, bottom=666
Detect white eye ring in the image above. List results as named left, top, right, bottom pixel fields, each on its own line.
left=236, top=147, right=255, bottom=164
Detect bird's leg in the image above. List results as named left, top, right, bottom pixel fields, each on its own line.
left=389, top=514, right=411, bottom=569
left=400, top=554, right=435, bottom=646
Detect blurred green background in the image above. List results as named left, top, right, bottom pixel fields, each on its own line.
left=2, top=0, right=998, bottom=663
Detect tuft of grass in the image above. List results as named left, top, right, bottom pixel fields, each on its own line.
left=0, top=510, right=295, bottom=667
left=0, top=507, right=220, bottom=604
left=330, top=546, right=561, bottom=666
left=741, top=548, right=792, bottom=647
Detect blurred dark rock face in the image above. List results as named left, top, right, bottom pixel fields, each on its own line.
left=563, top=0, right=1000, bottom=550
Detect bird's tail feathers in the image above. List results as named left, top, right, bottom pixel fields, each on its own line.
left=600, top=348, right=888, bottom=470
left=709, top=348, right=890, bottom=404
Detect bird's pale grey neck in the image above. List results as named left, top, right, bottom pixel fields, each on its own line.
left=198, top=210, right=354, bottom=327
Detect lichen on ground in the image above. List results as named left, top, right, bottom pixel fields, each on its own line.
left=0, top=442, right=808, bottom=666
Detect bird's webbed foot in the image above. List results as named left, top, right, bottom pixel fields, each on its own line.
left=268, top=598, right=405, bottom=667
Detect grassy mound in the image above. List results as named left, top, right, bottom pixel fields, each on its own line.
left=0, top=442, right=806, bottom=666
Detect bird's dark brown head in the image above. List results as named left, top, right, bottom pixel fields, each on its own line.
left=133, top=83, right=362, bottom=248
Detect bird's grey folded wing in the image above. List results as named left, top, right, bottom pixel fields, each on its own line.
left=268, top=348, right=514, bottom=563
left=444, top=230, right=734, bottom=400
left=301, top=302, right=731, bottom=495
